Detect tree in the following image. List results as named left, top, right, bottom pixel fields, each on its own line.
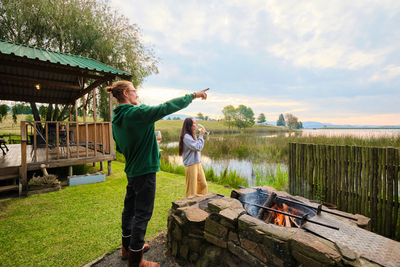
left=204, top=116, right=209, bottom=121
left=284, top=113, right=299, bottom=129
left=222, top=105, right=236, bottom=129
left=257, top=113, right=266, bottom=124
left=235, top=105, right=255, bottom=129
left=222, top=105, right=255, bottom=129
left=277, top=114, right=285, bottom=126
left=197, top=112, right=205, bottom=120
left=0, top=104, right=8, bottom=123
left=0, top=0, right=159, bottom=122
left=296, top=121, right=303, bottom=129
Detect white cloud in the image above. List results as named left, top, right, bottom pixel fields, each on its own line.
left=109, top=0, right=400, bottom=125
left=112, top=0, right=399, bottom=69
left=369, top=65, right=400, bottom=82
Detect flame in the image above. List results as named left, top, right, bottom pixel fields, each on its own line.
left=269, top=203, right=298, bottom=227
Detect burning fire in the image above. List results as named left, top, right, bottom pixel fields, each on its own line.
left=263, top=202, right=301, bottom=227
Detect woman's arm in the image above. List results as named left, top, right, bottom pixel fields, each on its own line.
left=183, top=134, right=204, bottom=152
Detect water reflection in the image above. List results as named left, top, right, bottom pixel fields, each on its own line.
left=167, top=154, right=287, bottom=186
left=161, top=128, right=399, bottom=190
left=262, top=129, right=400, bottom=138
left=299, top=129, right=400, bottom=138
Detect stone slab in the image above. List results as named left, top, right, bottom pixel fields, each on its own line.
left=303, top=213, right=400, bottom=267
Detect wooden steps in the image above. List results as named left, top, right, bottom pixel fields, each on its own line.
left=0, top=185, right=19, bottom=193
left=0, top=166, right=20, bottom=194
left=0, top=174, right=19, bottom=181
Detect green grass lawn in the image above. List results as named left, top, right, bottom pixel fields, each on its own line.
left=0, top=161, right=233, bottom=267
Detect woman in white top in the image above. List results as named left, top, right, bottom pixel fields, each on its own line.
left=178, top=117, right=208, bottom=197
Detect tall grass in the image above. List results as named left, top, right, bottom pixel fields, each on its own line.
left=160, top=131, right=399, bottom=192
left=253, top=163, right=288, bottom=191
left=160, top=158, right=249, bottom=189
left=201, top=132, right=400, bottom=163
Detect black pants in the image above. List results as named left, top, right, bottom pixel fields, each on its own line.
left=121, top=172, right=156, bottom=250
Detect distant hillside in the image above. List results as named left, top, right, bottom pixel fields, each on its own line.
left=163, top=114, right=218, bottom=121
left=164, top=117, right=400, bottom=128
left=163, top=114, right=190, bottom=120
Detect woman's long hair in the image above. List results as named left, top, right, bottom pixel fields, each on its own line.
left=178, top=117, right=195, bottom=156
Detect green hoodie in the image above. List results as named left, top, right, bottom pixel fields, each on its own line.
left=112, top=94, right=195, bottom=177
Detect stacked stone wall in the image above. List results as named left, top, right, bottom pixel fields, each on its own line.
left=167, top=191, right=379, bottom=267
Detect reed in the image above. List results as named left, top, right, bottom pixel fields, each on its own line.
left=253, top=163, right=288, bottom=191
left=201, top=132, right=400, bottom=163
left=159, top=131, right=399, bottom=191
left=160, top=158, right=249, bottom=189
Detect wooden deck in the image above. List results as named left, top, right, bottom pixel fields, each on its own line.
left=0, top=144, right=114, bottom=171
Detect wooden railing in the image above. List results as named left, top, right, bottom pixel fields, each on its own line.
left=19, top=121, right=115, bottom=194
left=23, top=121, right=113, bottom=162
left=289, top=142, right=400, bottom=239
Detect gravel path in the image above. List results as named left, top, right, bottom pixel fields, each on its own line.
left=86, top=232, right=195, bottom=267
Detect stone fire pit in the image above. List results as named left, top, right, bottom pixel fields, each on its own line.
left=167, top=186, right=400, bottom=267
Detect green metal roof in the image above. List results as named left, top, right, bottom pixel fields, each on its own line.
left=0, top=39, right=131, bottom=77
left=0, top=40, right=132, bottom=104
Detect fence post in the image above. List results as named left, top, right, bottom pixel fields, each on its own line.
left=307, top=144, right=313, bottom=200
left=386, top=147, right=394, bottom=237
left=371, top=147, right=378, bottom=232
left=394, top=148, right=399, bottom=240
left=289, top=143, right=293, bottom=195
left=377, top=148, right=383, bottom=233
left=348, top=146, right=354, bottom=214
left=382, top=147, right=387, bottom=235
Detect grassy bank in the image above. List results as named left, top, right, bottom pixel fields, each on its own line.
left=161, top=131, right=400, bottom=165
left=155, top=119, right=288, bottom=142
left=0, top=161, right=232, bottom=267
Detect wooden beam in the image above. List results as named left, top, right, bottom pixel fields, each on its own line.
left=0, top=93, right=73, bottom=105
left=26, top=155, right=115, bottom=170
left=83, top=95, right=86, bottom=123
left=108, top=80, right=114, bottom=176
left=93, top=88, right=97, bottom=123
left=0, top=73, right=80, bottom=89
left=0, top=83, right=75, bottom=94
left=71, top=79, right=105, bottom=102
left=75, top=99, right=79, bottom=159
left=20, top=121, right=28, bottom=194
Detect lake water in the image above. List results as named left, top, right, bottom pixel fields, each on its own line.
left=161, top=129, right=399, bottom=187
left=299, top=128, right=400, bottom=138
left=166, top=154, right=287, bottom=187
left=262, top=128, right=400, bottom=138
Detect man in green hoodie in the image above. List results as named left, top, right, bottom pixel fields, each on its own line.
left=106, top=81, right=209, bottom=267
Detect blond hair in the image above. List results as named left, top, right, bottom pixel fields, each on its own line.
left=105, top=81, right=134, bottom=103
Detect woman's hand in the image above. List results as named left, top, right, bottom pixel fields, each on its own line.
left=199, top=127, right=206, bottom=136
left=194, top=88, right=209, bottom=100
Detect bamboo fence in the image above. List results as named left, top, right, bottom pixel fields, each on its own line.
left=288, top=142, right=400, bottom=239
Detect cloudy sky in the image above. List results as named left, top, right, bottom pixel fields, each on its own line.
left=109, top=0, right=400, bottom=126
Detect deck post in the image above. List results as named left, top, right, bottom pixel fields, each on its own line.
left=20, top=121, right=28, bottom=195
left=100, top=161, right=104, bottom=171
left=108, top=161, right=112, bottom=175
left=68, top=166, right=73, bottom=176
left=108, top=80, right=115, bottom=176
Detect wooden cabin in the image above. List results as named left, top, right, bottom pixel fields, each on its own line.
left=0, top=40, right=131, bottom=196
